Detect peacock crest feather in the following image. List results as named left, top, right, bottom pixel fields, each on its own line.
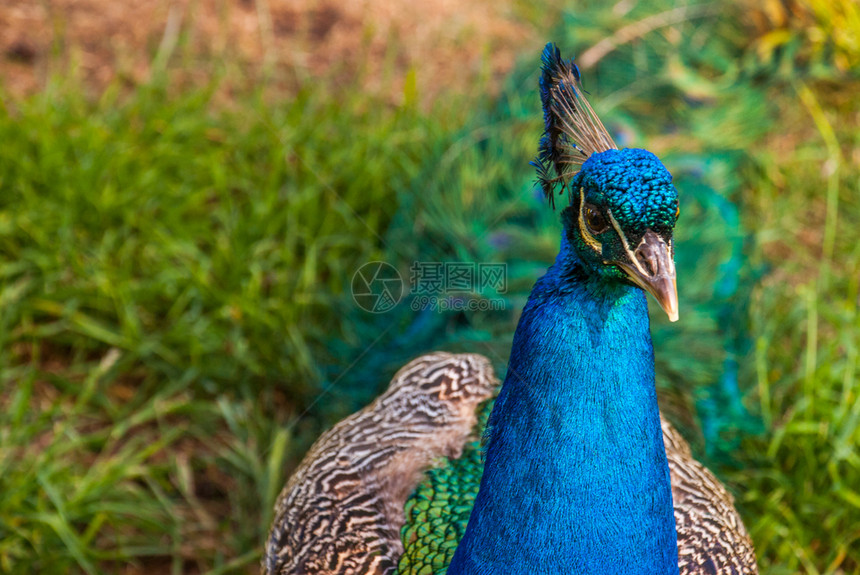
left=532, top=43, right=617, bottom=209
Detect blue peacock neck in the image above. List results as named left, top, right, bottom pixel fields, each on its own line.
left=448, top=232, right=679, bottom=574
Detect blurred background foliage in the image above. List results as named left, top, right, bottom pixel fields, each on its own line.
left=0, top=0, right=858, bottom=572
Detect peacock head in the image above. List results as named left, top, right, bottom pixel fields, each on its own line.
left=533, top=43, right=679, bottom=321
left=563, top=148, right=679, bottom=321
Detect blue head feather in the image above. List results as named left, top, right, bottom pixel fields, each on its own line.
left=574, top=148, right=678, bottom=233
left=566, top=148, right=680, bottom=283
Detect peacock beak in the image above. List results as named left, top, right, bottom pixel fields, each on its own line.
left=616, top=230, right=679, bottom=322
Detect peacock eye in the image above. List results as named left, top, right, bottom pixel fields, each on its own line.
left=583, top=203, right=608, bottom=234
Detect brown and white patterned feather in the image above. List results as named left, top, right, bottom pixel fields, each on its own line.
left=263, top=353, right=498, bottom=575
left=662, top=417, right=759, bottom=574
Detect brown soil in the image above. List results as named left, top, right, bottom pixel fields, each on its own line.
left=1, top=0, right=537, bottom=102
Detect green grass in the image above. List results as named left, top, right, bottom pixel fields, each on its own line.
left=0, top=71, right=446, bottom=572
left=734, top=79, right=860, bottom=573
left=0, top=74, right=437, bottom=398
left=0, top=0, right=859, bottom=573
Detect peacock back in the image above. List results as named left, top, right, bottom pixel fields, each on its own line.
left=398, top=401, right=493, bottom=574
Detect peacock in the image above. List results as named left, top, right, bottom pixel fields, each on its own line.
left=264, top=43, right=758, bottom=575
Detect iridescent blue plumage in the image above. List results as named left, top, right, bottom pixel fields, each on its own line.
left=448, top=238, right=679, bottom=575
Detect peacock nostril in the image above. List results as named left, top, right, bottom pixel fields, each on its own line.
left=636, top=247, right=658, bottom=277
